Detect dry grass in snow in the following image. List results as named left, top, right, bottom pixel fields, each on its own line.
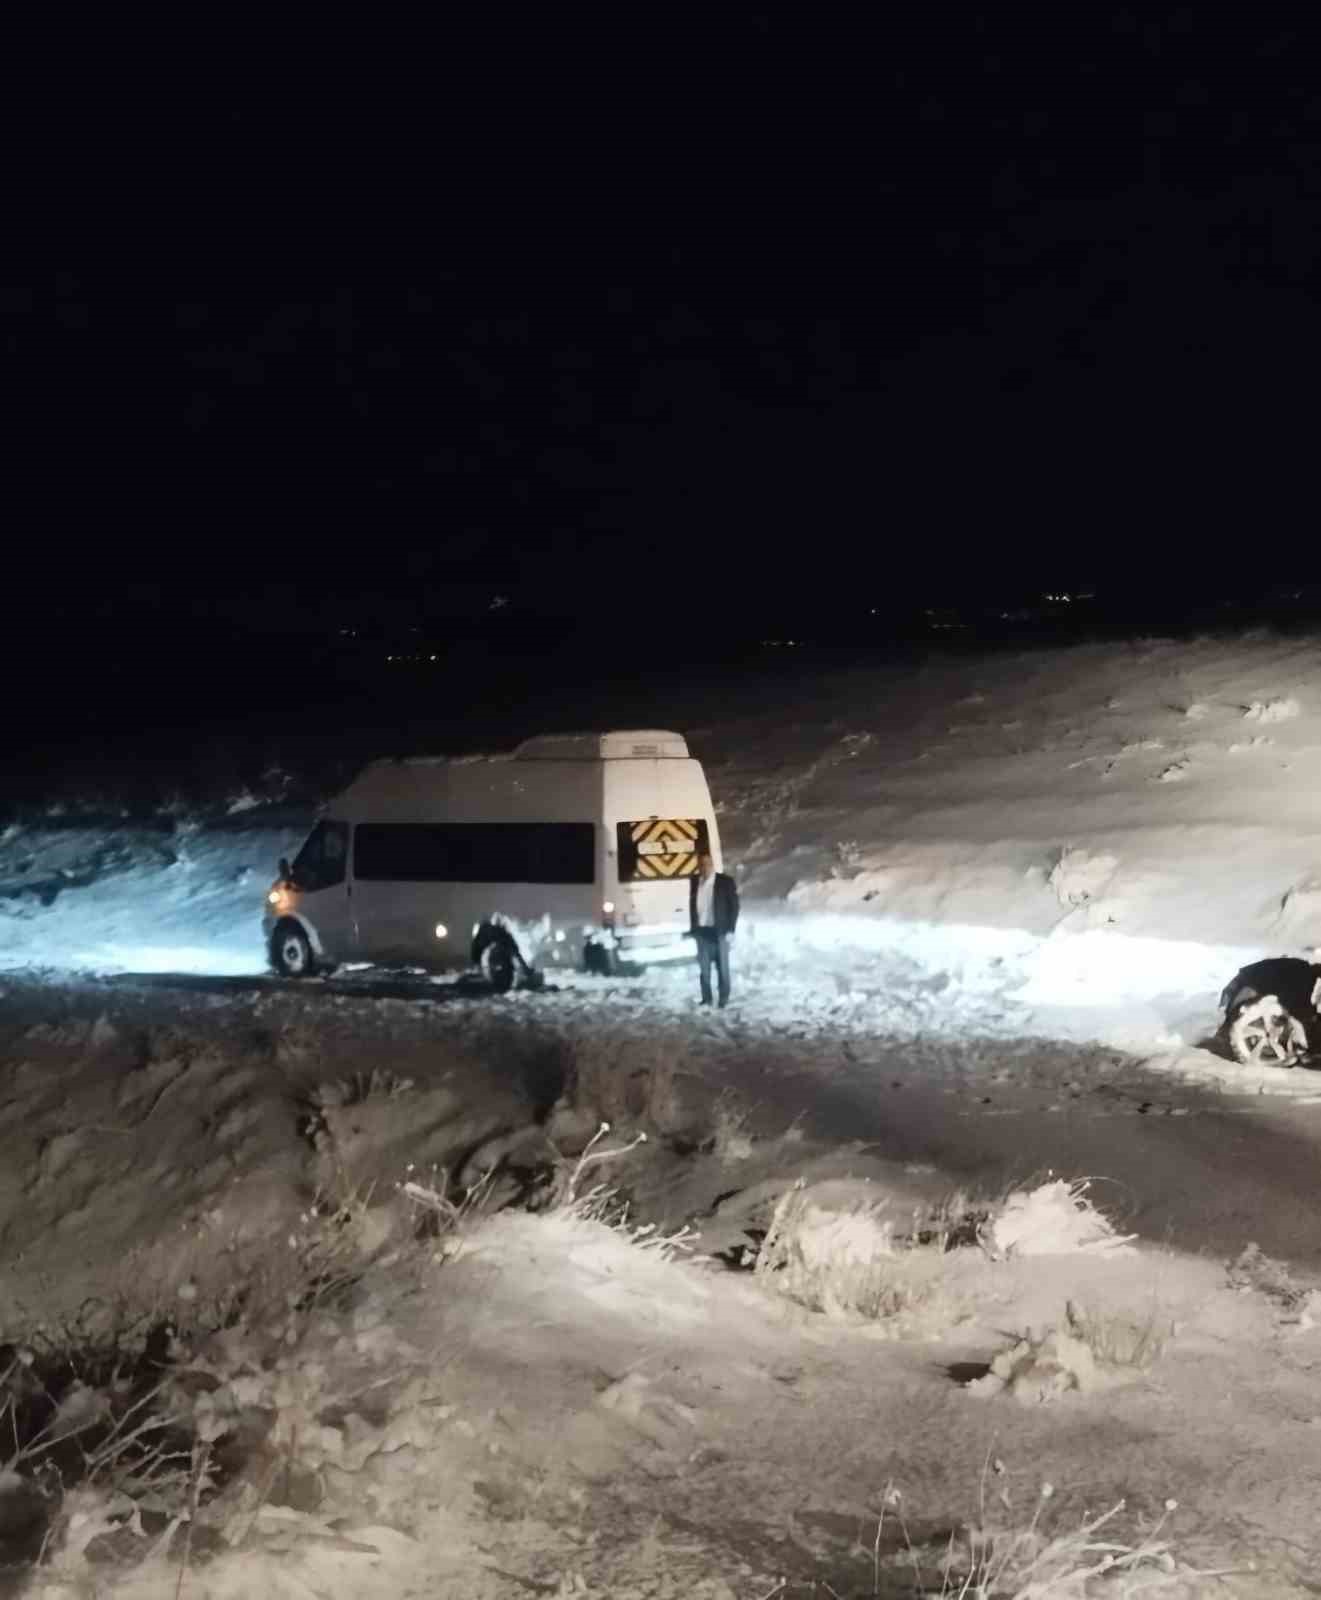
left=0, top=1152, right=499, bottom=1596
left=969, top=1326, right=1140, bottom=1404
left=754, top=1180, right=923, bottom=1321
left=1062, top=1297, right=1174, bottom=1370
left=704, top=1091, right=757, bottom=1163
left=752, top=1175, right=1138, bottom=1326
left=985, top=1180, right=1137, bottom=1260
left=764, top=1461, right=1222, bottom=1599
left=916, top=1490, right=1212, bottom=1598
left=1225, top=1241, right=1319, bottom=1322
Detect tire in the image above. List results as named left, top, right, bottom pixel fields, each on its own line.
left=271, top=921, right=315, bottom=979
left=1226, top=991, right=1309, bottom=1067
left=480, top=936, right=516, bottom=995
left=583, top=940, right=619, bottom=977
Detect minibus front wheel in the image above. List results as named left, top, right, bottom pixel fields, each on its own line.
left=270, top=920, right=315, bottom=978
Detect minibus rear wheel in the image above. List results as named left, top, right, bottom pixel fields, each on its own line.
left=583, top=940, right=619, bottom=977
left=480, top=936, right=516, bottom=995
left=271, top=921, right=314, bottom=978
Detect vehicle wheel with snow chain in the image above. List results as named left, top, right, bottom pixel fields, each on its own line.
left=479, top=936, right=516, bottom=995
left=583, top=940, right=619, bottom=977
left=1225, top=992, right=1309, bottom=1068
left=271, top=921, right=314, bottom=979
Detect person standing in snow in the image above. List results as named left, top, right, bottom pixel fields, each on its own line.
left=689, top=850, right=739, bottom=1008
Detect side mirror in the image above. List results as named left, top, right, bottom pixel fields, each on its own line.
left=278, top=857, right=291, bottom=882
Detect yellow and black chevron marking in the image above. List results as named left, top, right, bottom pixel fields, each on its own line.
left=630, top=817, right=700, bottom=878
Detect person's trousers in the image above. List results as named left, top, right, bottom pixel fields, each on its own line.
left=696, top=929, right=731, bottom=1006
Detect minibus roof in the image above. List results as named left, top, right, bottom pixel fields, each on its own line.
left=512, top=730, right=691, bottom=760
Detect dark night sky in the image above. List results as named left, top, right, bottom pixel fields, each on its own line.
left=8, top=10, right=1321, bottom=642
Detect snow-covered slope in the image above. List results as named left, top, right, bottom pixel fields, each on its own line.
left=6, top=633, right=1321, bottom=1052
left=0, top=822, right=304, bottom=976
left=700, top=633, right=1321, bottom=1043
left=711, top=633, right=1321, bottom=944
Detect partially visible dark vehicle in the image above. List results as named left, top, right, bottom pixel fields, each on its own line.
left=1219, top=957, right=1321, bottom=1067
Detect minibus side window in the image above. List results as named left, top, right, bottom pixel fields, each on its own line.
left=292, top=820, right=349, bottom=892
left=354, top=822, right=594, bottom=885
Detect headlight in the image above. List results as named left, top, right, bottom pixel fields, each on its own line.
left=435, top=923, right=448, bottom=939
left=268, top=890, right=280, bottom=906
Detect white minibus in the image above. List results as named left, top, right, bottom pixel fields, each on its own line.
left=262, top=729, right=721, bottom=989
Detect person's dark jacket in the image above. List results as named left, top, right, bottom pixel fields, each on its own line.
left=689, top=871, right=740, bottom=937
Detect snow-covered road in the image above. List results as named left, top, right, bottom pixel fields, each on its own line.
left=15, top=630, right=1321, bottom=1112
left=0, top=820, right=1269, bottom=1065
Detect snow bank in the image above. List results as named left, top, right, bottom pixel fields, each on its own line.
left=732, top=910, right=1258, bottom=1050
left=0, top=824, right=305, bottom=976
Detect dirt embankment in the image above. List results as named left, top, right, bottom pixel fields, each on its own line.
left=3, top=964, right=1321, bottom=1593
